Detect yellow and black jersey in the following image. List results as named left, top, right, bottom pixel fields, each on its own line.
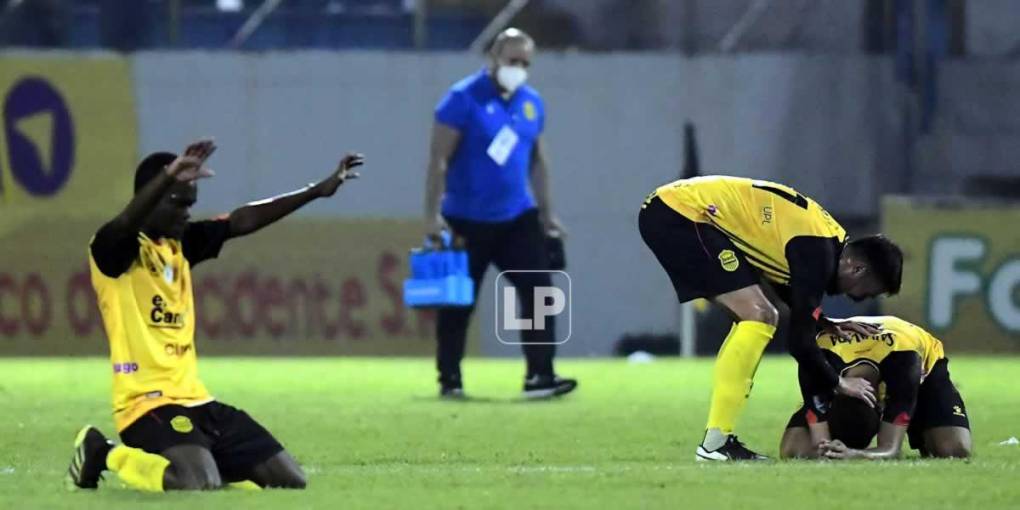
left=817, top=316, right=945, bottom=378
left=89, top=220, right=230, bottom=432
left=653, top=176, right=846, bottom=285
left=647, top=176, right=848, bottom=390
left=815, top=316, right=946, bottom=425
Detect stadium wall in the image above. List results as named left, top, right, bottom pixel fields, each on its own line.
left=130, top=51, right=902, bottom=358
left=914, top=59, right=1020, bottom=196
left=10, top=51, right=1011, bottom=357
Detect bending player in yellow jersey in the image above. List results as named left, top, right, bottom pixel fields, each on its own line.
left=68, top=139, right=365, bottom=491
left=639, top=176, right=904, bottom=460
left=780, top=316, right=971, bottom=460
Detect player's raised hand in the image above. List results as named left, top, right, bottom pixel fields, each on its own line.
left=166, top=139, right=217, bottom=182
left=820, top=317, right=881, bottom=342
left=824, top=317, right=882, bottom=341
left=315, top=152, right=365, bottom=198
left=838, top=376, right=877, bottom=408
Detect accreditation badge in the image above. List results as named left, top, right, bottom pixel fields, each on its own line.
left=486, top=125, right=519, bottom=166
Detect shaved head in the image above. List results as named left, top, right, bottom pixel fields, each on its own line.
left=490, top=27, right=535, bottom=58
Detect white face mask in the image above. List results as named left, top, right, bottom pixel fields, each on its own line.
left=496, top=65, right=528, bottom=93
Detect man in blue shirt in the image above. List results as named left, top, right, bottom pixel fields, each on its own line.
left=423, top=28, right=576, bottom=399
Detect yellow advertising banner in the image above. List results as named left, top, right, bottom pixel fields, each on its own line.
left=0, top=56, right=451, bottom=357
left=882, top=197, right=1020, bottom=352
left=0, top=217, right=446, bottom=356
left=0, top=55, right=137, bottom=229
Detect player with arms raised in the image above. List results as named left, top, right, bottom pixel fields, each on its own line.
left=68, top=140, right=364, bottom=491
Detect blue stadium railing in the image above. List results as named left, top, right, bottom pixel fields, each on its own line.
left=9, top=2, right=487, bottom=50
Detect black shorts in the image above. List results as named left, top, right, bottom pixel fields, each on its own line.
left=120, top=401, right=284, bottom=483
left=907, top=358, right=970, bottom=451
left=785, top=358, right=970, bottom=452
left=639, top=196, right=758, bottom=302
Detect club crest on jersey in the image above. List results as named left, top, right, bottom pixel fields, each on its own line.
left=163, top=264, right=174, bottom=284
left=170, top=415, right=194, bottom=434
left=718, top=250, right=740, bottom=272
left=523, top=101, right=537, bottom=121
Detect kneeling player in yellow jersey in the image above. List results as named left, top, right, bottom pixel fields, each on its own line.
left=68, top=139, right=365, bottom=491
left=780, top=316, right=971, bottom=460
left=639, top=176, right=904, bottom=460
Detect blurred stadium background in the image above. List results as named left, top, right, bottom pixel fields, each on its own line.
left=1, top=0, right=1016, bottom=359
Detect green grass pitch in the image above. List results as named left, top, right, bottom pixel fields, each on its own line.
left=0, top=356, right=1018, bottom=509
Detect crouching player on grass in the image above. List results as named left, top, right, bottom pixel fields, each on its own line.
left=780, top=315, right=972, bottom=460
left=68, top=139, right=365, bottom=491
left=639, top=176, right=903, bottom=460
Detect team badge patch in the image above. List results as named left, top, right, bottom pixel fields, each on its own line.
left=718, top=250, right=740, bottom=272
left=523, top=101, right=537, bottom=121
left=170, top=415, right=194, bottom=434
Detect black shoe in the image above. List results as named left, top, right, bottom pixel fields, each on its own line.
left=695, top=435, right=768, bottom=461
left=68, top=425, right=113, bottom=489
left=439, top=375, right=465, bottom=399
left=522, top=375, right=577, bottom=399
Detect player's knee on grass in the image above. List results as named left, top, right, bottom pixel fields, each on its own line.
left=779, top=427, right=814, bottom=459
left=926, top=427, right=972, bottom=459
left=161, top=445, right=223, bottom=490
left=250, top=451, right=307, bottom=489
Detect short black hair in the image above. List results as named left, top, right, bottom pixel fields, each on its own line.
left=134, top=152, right=177, bottom=194
left=827, top=395, right=880, bottom=449
left=847, top=234, right=903, bottom=295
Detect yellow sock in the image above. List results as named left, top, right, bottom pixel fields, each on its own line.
left=705, top=320, right=776, bottom=434
left=106, top=445, right=170, bottom=492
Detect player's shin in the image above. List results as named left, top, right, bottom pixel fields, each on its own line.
left=106, top=445, right=171, bottom=492
left=704, top=321, right=776, bottom=449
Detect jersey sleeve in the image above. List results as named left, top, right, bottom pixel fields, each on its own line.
left=879, top=351, right=922, bottom=425
left=89, top=222, right=140, bottom=278
left=799, top=349, right=846, bottom=420
left=785, top=236, right=841, bottom=392
left=435, top=89, right=471, bottom=131
left=182, top=219, right=231, bottom=267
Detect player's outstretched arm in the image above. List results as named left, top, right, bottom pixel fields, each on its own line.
left=91, top=140, right=215, bottom=277
left=103, top=140, right=216, bottom=240
left=225, top=153, right=364, bottom=238
left=786, top=238, right=877, bottom=408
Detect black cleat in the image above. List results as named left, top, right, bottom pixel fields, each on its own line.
left=522, top=375, right=577, bottom=399
left=440, top=385, right=466, bottom=399
left=439, top=375, right=466, bottom=400
left=695, top=435, right=768, bottom=462
left=68, top=426, right=113, bottom=489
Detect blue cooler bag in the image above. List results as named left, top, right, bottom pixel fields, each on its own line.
left=403, top=232, right=474, bottom=308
